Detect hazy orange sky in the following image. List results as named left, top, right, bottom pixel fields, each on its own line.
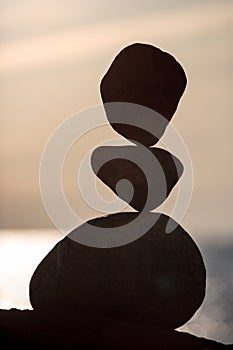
left=0, top=0, right=232, bottom=240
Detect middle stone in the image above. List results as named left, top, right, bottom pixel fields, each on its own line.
left=91, top=146, right=183, bottom=212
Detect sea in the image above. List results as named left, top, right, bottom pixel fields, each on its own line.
left=0, top=229, right=232, bottom=344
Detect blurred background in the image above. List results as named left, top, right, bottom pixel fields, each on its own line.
left=0, top=0, right=232, bottom=344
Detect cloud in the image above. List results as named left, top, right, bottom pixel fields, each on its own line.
left=0, top=0, right=232, bottom=230
left=0, top=1, right=232, bottom=74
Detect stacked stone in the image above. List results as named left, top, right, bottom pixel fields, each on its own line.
left=29, top=44, right=206, bottom=329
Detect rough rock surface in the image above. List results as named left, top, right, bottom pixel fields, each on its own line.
left=101, top=43, right=187, bottom=146
left=30, top=213, right=205, bottom=329
left=91, top=146, right=183, bottom=211
left=1, top=310, right=232, bottom=350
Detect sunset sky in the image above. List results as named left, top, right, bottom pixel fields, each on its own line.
left=0, top=0, right=232, bottom=241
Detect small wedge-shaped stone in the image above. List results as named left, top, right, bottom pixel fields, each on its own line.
left=91, top=146, right=183, bottom=211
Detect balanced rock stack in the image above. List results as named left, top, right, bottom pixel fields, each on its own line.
left=30, top=44, right=206, bottom=330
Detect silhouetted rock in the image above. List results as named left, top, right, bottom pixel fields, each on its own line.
left=26, top=42, right=217, bottom=347
left=1, top=310, right=232, bottom=350
left=30, top=213, right=206, bottom=329
left=101, top=43, right=187, bottom=146
left=91, top=146, right=183, bottom=211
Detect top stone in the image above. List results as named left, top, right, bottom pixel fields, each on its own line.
left=101, top=43, right=187, bottom=146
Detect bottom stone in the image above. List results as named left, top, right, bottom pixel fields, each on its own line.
left=30, top=213, right=206, bottom=329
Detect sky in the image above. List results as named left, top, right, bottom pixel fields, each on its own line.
left=0, top=0, right=232, bottom=241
